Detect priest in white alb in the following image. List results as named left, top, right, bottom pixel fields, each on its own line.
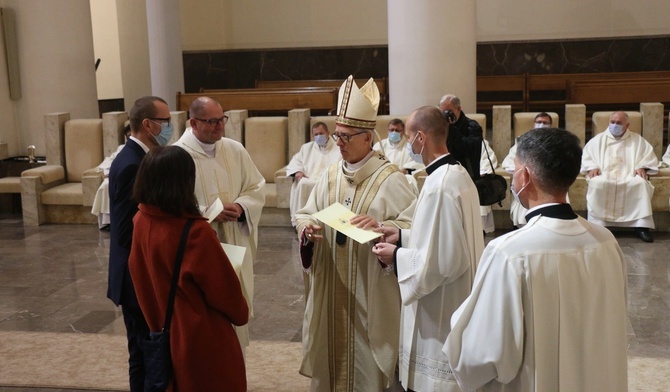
left=581, top=110, right=658, bottom=242
left=286, top=121, right=341, bottom=225
left=174, top=96, right=266, bottom=348
left=373, top=106, right=484, bottom=392
left=295, top=76, right=416, bottom=392
left=445, top=128, right=628, bottom=392
left=373, top=118, right=425, bottom=174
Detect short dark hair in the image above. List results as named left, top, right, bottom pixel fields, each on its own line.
left=534, top=112, right=553, bottom=125
left=129, top=96, right=167, bottom=132
left=388, top=118, right=404, bottom=127
left=133, top=146, right=201, bottom=216
left=312, top=122, right=329, bottom=132
left=409, top=106, right=449, bottom=143
left=516, top=128, right=582, bottom=195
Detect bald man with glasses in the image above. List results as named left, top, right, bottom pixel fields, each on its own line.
left=174, top=96, right=265, bottom=351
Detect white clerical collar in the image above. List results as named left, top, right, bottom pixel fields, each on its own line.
left=191, top=130, right=217, bottom=157
left=129, top=136, right=150, bottom=153
left=344, top=150, right=374, bottom=173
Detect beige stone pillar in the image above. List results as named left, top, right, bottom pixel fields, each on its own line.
left=102, top=112, right=129, bottom=156
left=145, top=0, right=185, bottom=110
left=169, top=111, right=188, bottom=143
left=640, top=102, right=664, bottom=158
left=44, top=113, right=70, bottom=166
left=288, top=109, right=311, bottom=160
left=565, top=104, right=586, bottom=146
left=492, top=105, right=512, bottom=165
left=226, top=110, right=248, bottom=144
left=388, top=0, right=477, bottom=114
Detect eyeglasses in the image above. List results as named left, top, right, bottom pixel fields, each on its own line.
left=148, top=117, right=171, bottom=126
left=194, top=116, right=228, bottom=127
left=331, top=131, right=368, bottom=143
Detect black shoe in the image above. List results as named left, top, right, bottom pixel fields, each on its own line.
left=635, top=227, right=653, bottom=243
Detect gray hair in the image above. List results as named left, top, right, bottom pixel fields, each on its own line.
left=438, top=94, right=461, bottom=109
left=516, top=128, right=582, bottom=195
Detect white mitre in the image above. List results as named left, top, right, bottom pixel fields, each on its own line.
left=336, top=75, right=380, bottom=130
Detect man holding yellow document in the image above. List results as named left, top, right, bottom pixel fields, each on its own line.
left=294, top=76, right=415, bottom=392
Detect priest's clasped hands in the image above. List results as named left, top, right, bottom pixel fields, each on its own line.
left=214, top=202, right=245, bottom=222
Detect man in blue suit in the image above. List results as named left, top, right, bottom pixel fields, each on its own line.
left=108, top=96, right=173, bottom=391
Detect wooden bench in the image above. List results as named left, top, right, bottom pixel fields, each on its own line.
left=476, top=75, right=527, bottom=118
left=255, top=78, right=389, bottom=114
left=528, top=70, right=670, bottom=113
left=177, top=88, right=339, bottom=115
left=567, top=78, right=670, bottom=105
left=477, top=71, right=670, bottom=120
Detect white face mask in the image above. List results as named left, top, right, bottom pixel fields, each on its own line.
left=388, top=131, right=402, bottom=144
left=314, top=134, right=328, bottom=146
left=406, top=133, right=424, bottom=164
left=534, top=122, right=549, bottom=129
left=510, top=167, right=529, bottom=209
left=609, top=123, right=624, bottom=137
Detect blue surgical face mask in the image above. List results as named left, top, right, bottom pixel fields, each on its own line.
left=510, top=167, right=528, bottom=209
left=153, top=122, right=174, bottom=146
left=609, top=123, right=624, bottom=137
left=406, top=133, right=424, bottom=165
left=388, top=131, right=402, bottom=144
left=314, top=134, right=328, bottom=146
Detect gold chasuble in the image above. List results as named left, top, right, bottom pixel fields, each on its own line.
left=295, top=151, right=416, bottom=391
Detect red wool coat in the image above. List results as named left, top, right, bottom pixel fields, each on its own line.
left=129, top=204, right=248, bottom=391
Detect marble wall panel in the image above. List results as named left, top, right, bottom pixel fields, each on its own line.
left=183, top=37, right=670, bottom=92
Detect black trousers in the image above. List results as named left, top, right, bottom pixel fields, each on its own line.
left=122, top=305, right=150, bottom=392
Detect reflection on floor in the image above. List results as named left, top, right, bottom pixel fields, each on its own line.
left=0, top=214, right=669, bottom=391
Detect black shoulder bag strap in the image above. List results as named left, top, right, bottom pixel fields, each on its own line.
left=162, top=218, right=194, bottom=333
left=483, top=140, right=495, bottom=174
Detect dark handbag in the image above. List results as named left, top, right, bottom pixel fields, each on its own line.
left=143, top=219, right=194, bottom=392
left=474, top=142, right=508, bottom=206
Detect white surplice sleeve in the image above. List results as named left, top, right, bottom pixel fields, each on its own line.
left=443, top=244, right=525, bottom=392
left=395, top=186, right=472, bottom=305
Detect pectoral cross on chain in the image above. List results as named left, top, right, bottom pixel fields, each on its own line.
left=344, top=197, right=352, bottom=207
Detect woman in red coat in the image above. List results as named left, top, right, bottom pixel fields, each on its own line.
left=129, top=146, right=248, bottom=391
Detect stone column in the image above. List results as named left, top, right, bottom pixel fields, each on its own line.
left=388, top=0, right=477, bottom=114
left=102, top=112, right=129, bottom=156
left=565, top=104, right=586, bottom=146
left=225, top=110, right=248, bottom=144
left=44, top=113, right=70, bottom=167
left=145, top=0, right=185, bottom=110
left=169, top=111, right=188, bottom=143
left=492, top=105, right=512, bottom=164
left=640, top=102, right=664, bottom=158
left=288, top=109, right=311, bottom=160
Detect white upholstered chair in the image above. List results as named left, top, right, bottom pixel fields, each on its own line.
left=20, top=112, right=127, bottom=226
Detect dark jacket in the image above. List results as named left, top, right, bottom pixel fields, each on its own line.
left=447, top=113, right=483, bottom=179
left=107, top=138, right=146, bottom=306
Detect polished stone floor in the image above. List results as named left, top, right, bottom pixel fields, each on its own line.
left=0, top=213, right=669, bottom=391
